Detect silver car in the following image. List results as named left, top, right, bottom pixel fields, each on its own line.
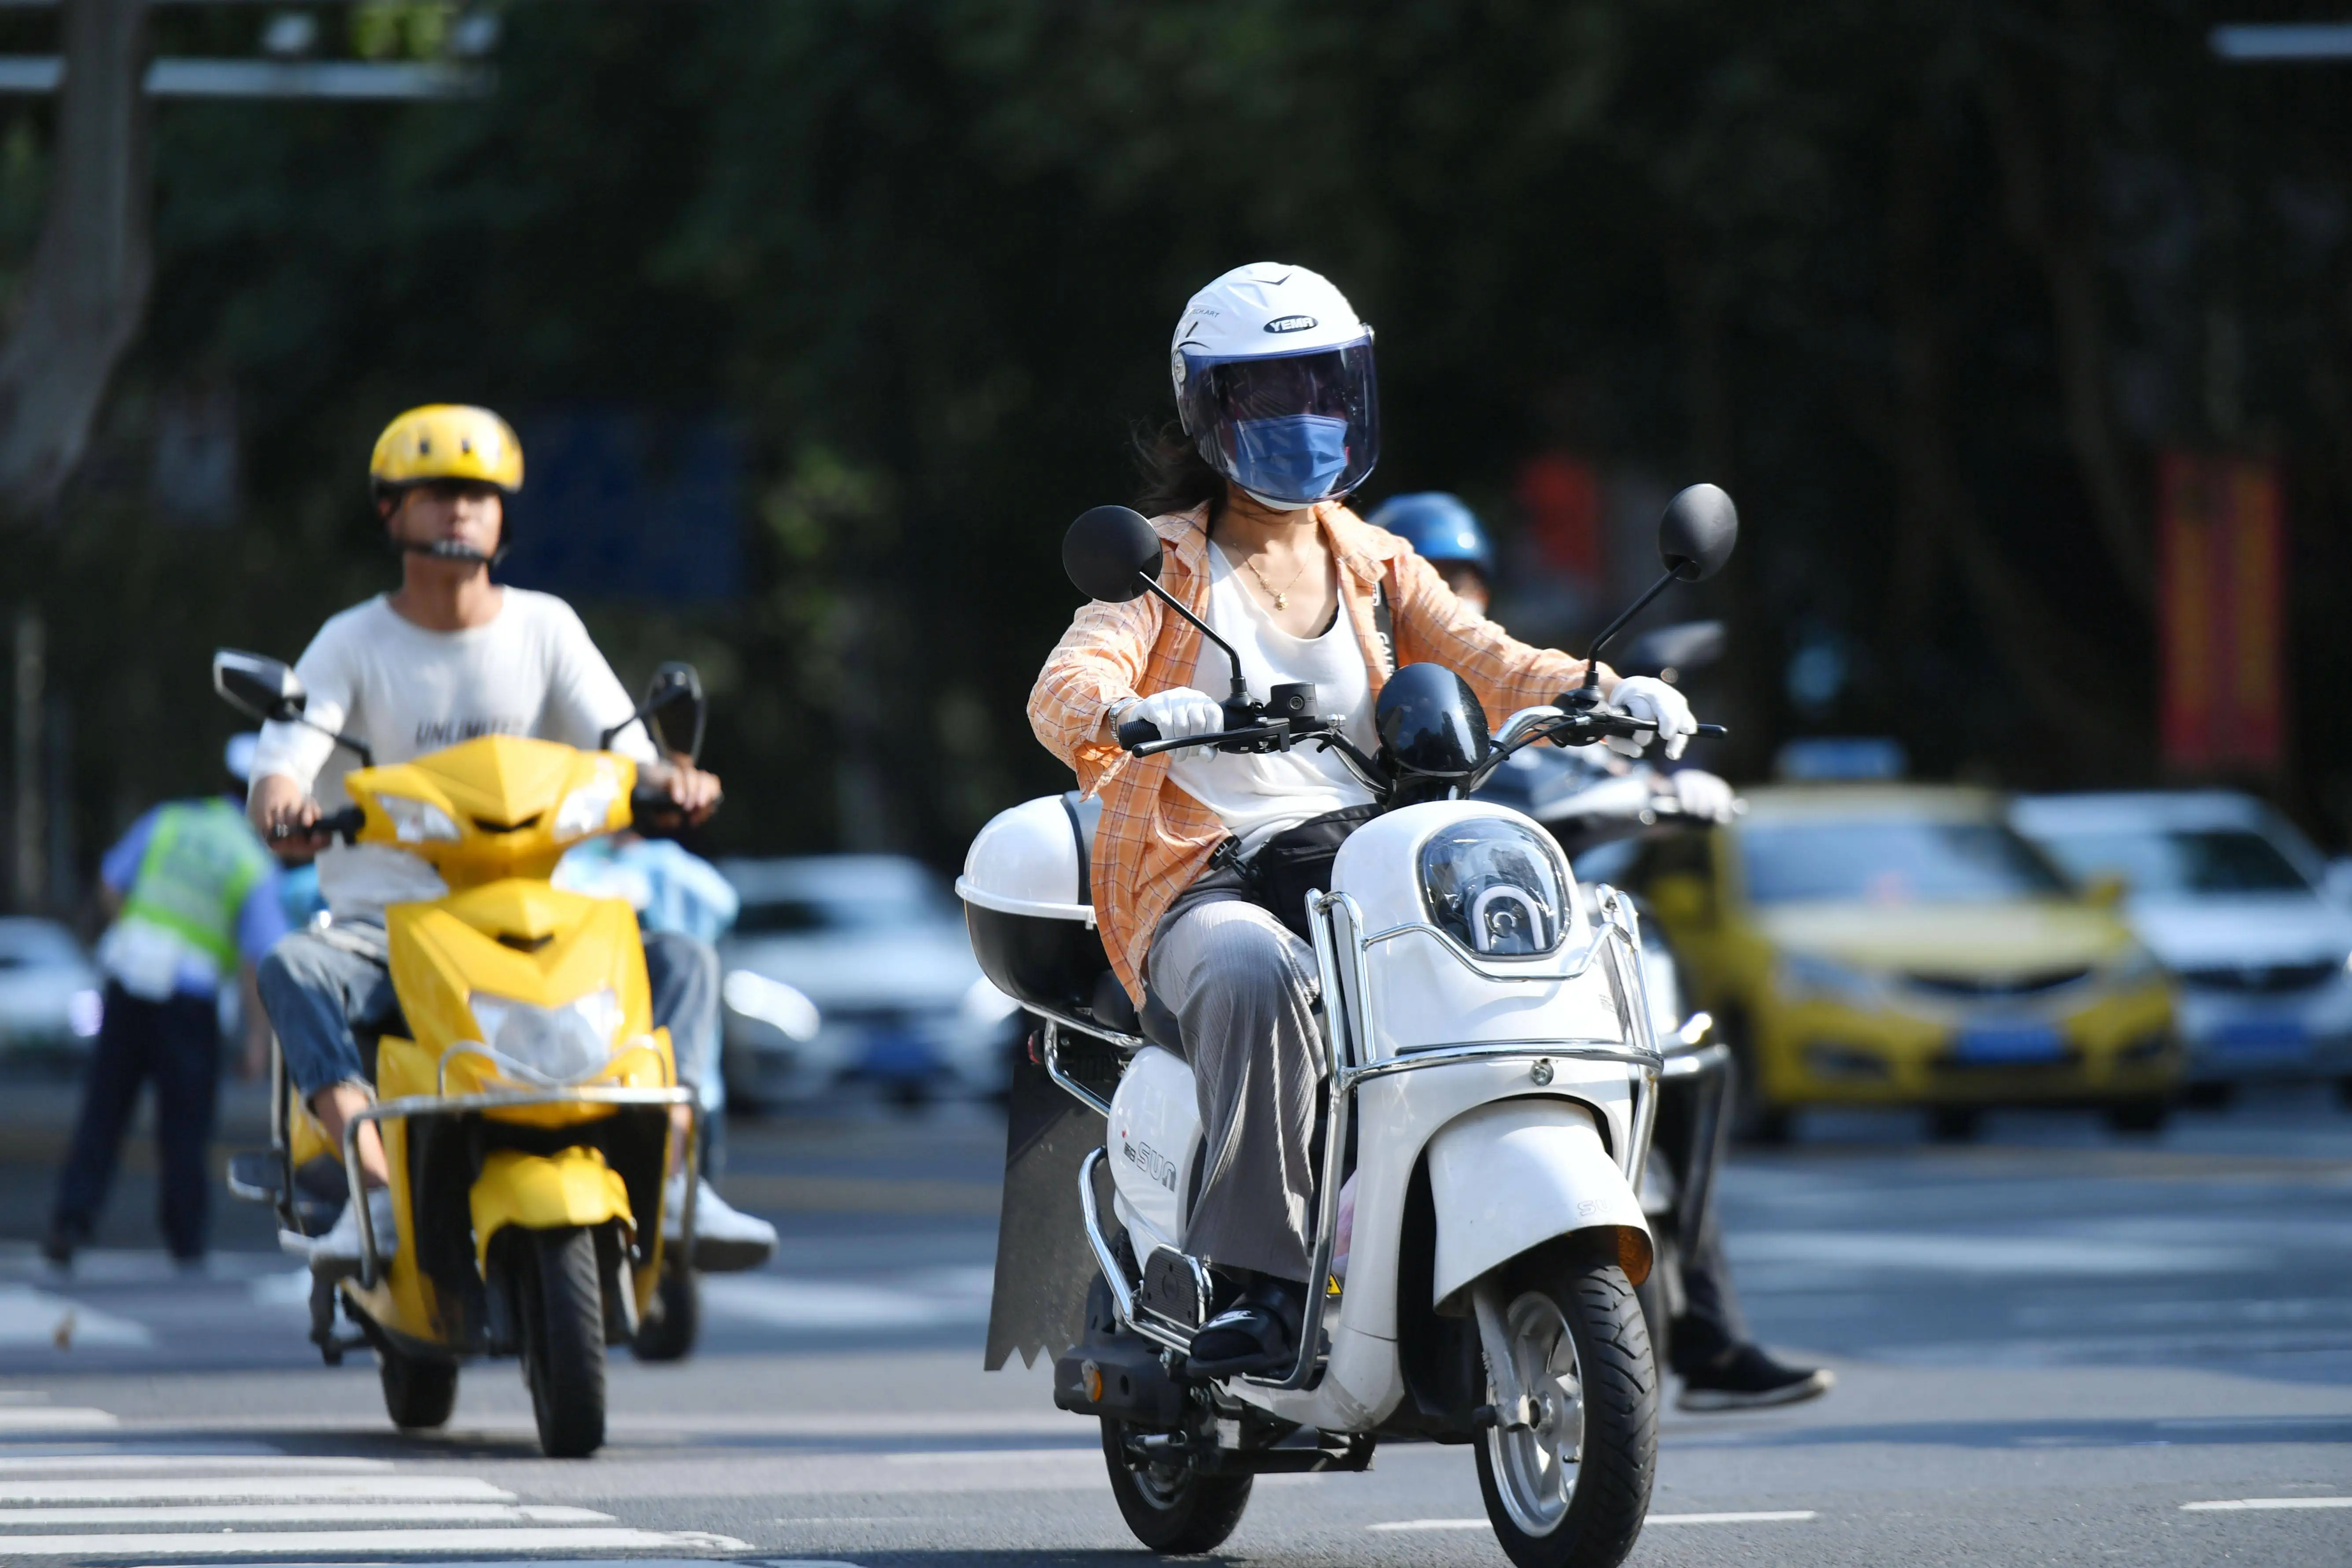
left=2011, top=792, right=2352, bottom=1095
left=0, top=918, right=104, bottom=1057
left=717, top=855, right=1019, bottom=1105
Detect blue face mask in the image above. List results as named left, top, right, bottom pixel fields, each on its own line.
left=1230, top=414, right=1351, bottom=505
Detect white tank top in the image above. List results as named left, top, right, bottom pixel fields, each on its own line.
left=1166, top=544, right=1378, bottom=854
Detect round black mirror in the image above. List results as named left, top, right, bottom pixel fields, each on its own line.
left=1375, top=663, right=1493, bottom=778
left=1063, top=506, right=1164, bottom=603
left=1658, top=483, right=1738, bottom=582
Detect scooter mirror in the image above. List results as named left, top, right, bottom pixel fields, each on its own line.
left=642, top=661, right=706, bottom=764
left=1658, top=484, right=1739, bottom=582
left=1063, top=506, right=1164, bottom=603
left=213, top=649, right=307, bottom=724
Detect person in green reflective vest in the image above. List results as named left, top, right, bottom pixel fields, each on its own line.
left=44, top=737, right=285, bottom=1268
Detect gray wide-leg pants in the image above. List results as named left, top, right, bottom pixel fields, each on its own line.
left=1147, top=899, right=1323, bottom=1285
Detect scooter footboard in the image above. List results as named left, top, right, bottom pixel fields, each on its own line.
left=1426, top=1099, right=1652, bottom=1311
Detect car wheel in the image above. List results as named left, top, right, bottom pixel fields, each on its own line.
left=2104, top=1099, right=2169, bottom=1136
left=1927, top=1106, right=1980, bottom=1143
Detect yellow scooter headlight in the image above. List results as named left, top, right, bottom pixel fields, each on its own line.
left=467, top=987, right=626, bottom=1085
left=379, top=793, right=462, bottom=844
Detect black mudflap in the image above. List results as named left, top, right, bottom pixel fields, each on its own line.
left=984, top=1037, right=1108, bottom=1370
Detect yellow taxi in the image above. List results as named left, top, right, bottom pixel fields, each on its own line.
left=1637, top=784, right=2178, bottom=1139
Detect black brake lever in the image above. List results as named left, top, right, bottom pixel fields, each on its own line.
left=1129, top=720, right=1291, bottom=758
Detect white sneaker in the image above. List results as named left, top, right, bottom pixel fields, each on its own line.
left=302, top=1188, right=399, bottom=1278
left=661, top=1171, right=775, bottom=1273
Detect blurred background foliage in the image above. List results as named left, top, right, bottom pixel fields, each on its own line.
left=7, top=0, right=2352, bottom=900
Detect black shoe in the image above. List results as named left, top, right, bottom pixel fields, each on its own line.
left=1677, top=1343, right=1835, bottom=1411
left=1186, top=1277, right=1304, bottom=1379
left=40, top=1227, right=79, bottom=1269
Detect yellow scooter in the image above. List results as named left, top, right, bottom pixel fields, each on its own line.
left=215, top=650, right=708, bottom=1458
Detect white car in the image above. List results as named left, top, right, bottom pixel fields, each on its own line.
left=2011, top=792, right=2352, bottom=1096
left=0, top=919, right=103, bottom=1056
left=716, top=855, right=1019, bottom=1105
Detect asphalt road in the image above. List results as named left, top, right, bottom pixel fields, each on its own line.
left=0, top=1084, right=2347, bottom=1565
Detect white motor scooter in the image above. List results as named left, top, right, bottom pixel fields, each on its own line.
left=964, top=488, right=1738, bottom=1568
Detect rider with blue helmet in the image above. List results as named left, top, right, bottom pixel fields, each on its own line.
left=1366, top=493, right=1494, bottom=616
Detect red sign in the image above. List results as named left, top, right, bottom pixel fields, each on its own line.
left=2158, top=452, right=2285, bottom=772
left=1515, top=453, right=1602, bottom=581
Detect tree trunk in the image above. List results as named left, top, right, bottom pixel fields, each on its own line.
left=0, top=0, right=151, bottom=520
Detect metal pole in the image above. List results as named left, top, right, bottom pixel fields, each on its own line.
left=10, top=608, right=41, bottom=911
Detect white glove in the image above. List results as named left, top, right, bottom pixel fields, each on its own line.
left=1606, top=676, right=1697, bottom=760
left=1667, top=768, right=1738, bottom=823
left=1122, top=686, right=1225, bottom=742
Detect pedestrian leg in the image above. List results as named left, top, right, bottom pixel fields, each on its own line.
left=152, top=993, right=224, bottom=1264
left=48, top=983, right=159, bottom=1259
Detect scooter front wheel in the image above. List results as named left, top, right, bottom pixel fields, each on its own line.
left=1473, top=1255, right=1658, bottom=1568
left=1100, top=1418, right=1252, bottom=1554
left=519, top=1225, right=607, bottom=1457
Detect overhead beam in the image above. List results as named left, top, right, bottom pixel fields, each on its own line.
left=2209, top=22, right=2352, bottom=61
left=0, top=56, right=491, bottom=99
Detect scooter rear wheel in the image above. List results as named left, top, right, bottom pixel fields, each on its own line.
left=631, top=1258, right=699, bottom=1362
left=1100, top=1418, right=1252, bottom=1553
left=1473, top=1255, right=1658, bottom=1568
left=378, top=1349, right=458, bottom=1430
left=519, top=1225, right=607, bottom=1457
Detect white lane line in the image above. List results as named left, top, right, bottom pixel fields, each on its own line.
left=0, top=1525, right=752, bottom=1556
left=0, top=1288, right=153, bottom=1350
left=1651, top=1510, right=1819, bottom=1524
left=0, top=1476, right=512, bottom=1503
left=1370, top=1510, right=1817, bottom=1531
left=698, top=1273, right=989, bottom=1330
left=879, top=1447, right=1096, bottom=1465
left=0, top=1456, right=391, bottom=1475
left=0, top=1502, right=614, bottom=1526
left=2182, top=1496, right=2352, bottom=1512
left=0, top=1408, right=119, bottom=1431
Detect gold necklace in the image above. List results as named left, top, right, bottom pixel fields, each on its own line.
left=1241, top=549, right=1311, bottom=611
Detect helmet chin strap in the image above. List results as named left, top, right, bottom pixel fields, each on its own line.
left=397, top=537, right=507, bottom=568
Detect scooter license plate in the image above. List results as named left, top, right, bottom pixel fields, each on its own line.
left=2209, top=1017, right=2309, bottom=1061
left=1950, top=1023, right=2066, bottom=1064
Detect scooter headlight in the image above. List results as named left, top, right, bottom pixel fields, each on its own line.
left=377, top=793, right=462, bottom=844
left=467, top=987, right=627, bottom=1085
left=1419, top=819, right=1570, bottom=957
left=553, top=767, right=625, bottom=841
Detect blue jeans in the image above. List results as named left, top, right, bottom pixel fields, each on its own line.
left=258, top=925, right=718, bottom=1108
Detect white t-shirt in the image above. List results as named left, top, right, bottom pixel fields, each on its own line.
left=249, top=590, right=659, bottom=925
left=1166, top=545, right=1377, bottom=855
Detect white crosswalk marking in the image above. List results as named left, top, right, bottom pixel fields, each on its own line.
left=0, top=1400, right=750, bottom=1560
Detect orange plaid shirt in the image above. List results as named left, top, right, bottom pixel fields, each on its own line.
left=1028, top=501, right=1594, bottom=1003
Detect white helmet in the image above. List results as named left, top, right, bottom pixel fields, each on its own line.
left=1170, top=262, right=1380, bottom=509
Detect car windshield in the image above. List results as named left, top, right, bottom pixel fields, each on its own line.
left=1742, top=819, right=2067, bottom=906
left=732, top=883, right=956, bottom=936
left=2030, top=827, right=2311, bottom=896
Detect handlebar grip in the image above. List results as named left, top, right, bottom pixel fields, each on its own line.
left=318, top=807, right=366, bottom=842
left=1695, top=723, right=1729, bottom=738
left=1117, top=716, right=1163, bottom=751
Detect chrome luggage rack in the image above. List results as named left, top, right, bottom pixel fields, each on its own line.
left=339, top=1085, right=698, bottom=1291
left=1045, top=884, right=1669, bottom=1390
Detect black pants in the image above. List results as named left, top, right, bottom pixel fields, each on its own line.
left=1652, top=1066, right=1748, bottom=1372
left=50, top=982, right=222, bottom=1261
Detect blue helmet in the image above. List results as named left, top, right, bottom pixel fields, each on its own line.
left=1367, top=492, right=1493, bottom=576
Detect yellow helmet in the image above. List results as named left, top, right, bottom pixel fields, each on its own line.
left=369, top=404, right=524, bottom=495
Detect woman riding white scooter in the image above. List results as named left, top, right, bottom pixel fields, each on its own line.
left=1026, top=263, right=1696, bottom=1376
left=1370, top=491, right=1831, bottom=1411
